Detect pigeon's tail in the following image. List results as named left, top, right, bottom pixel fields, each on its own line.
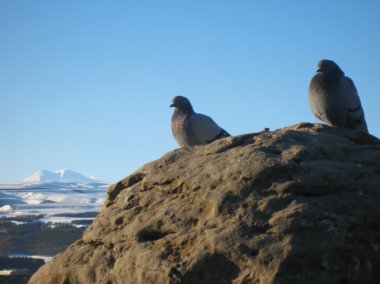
left=209, top=129, right=230, bottom=142
left=351, top=116, right=369, bottom=133
left=346, top=106, right=369, bottom=133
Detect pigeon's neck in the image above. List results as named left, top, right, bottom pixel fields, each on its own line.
left=174, top=108, right=194, bottom=117
left=318, top=70, right=343, bottom=86
left=326, top=69, right=344, bottom=79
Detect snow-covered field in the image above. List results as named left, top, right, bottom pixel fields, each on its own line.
left=0, top=182, right=108, bottom=223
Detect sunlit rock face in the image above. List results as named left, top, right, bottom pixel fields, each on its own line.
left=30, top=123, right=380, bottom=284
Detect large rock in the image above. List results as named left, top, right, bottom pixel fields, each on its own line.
left=29, top=123, right=380, bottom=284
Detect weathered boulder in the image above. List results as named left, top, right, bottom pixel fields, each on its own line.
left=29, top=123, right=380, bottom=284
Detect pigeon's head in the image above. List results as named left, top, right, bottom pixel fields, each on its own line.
left=170, top=96, right=194, bottom=113
left=316, top=59, right=344, bottom=75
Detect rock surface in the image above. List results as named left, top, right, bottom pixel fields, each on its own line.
left=29, top=123, right=380, bottom=284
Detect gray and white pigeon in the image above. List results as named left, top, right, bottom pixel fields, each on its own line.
left=308, top=59, right=368, bottom=133
left=170, top=96, right=230, bottom=147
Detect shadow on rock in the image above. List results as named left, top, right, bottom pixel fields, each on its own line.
left=181, top=253, right=240, bottom=284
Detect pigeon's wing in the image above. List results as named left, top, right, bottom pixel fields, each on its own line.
left=308, top=75, right=326, bottom=121
left=341, top=77, right=368, bottom=132
left=189, top=113, right=230, bottom=144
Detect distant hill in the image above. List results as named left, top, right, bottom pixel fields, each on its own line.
left=23, top=169, right=98, bottom=183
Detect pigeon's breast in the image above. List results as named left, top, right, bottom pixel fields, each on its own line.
left=171, top=112, right=190, bottom=147
left=171, top=114, right=186, bottom=133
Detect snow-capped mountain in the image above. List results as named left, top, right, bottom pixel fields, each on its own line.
left=23, top=169, right=98, bottom=184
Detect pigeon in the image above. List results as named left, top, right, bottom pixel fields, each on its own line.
left=308, top=59, right=368, bottom=133
left=170, top=96, right=230, bottom=147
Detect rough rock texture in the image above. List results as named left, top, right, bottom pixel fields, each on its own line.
left=29, top=123, right=380, bottom=284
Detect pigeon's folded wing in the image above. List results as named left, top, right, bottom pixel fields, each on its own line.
left=189, top=113, right=228, bottom=144
left=341, top=77, right=368, bottom=132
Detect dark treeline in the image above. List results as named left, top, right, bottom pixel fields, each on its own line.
left=0, top=256, right=44, bottom=270
left=0, top=218, right=85, bottom=256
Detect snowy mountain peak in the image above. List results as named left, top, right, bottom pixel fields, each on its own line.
left=23, top=169, right=97, bottom=184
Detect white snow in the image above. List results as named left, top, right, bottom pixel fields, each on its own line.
left=15, top=192, right=46, bottom=204
left=23, top=169, right=98, bottom=184
left=41, top=216, right=95, bottom=227
left=11, top=220, right=26, bottom=225
left=9, top=254, right=53, bottom=263
left=0, top=182, right=108, bottom=221
left=0, top=205, right=13, bottom=212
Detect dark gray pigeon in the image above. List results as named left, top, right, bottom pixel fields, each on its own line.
left=170, top=96, right=230, bottom=147
left=308, top=59, right=368, bottom=133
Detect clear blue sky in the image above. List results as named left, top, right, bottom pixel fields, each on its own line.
left=1, top=0, right=379, bottom=183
